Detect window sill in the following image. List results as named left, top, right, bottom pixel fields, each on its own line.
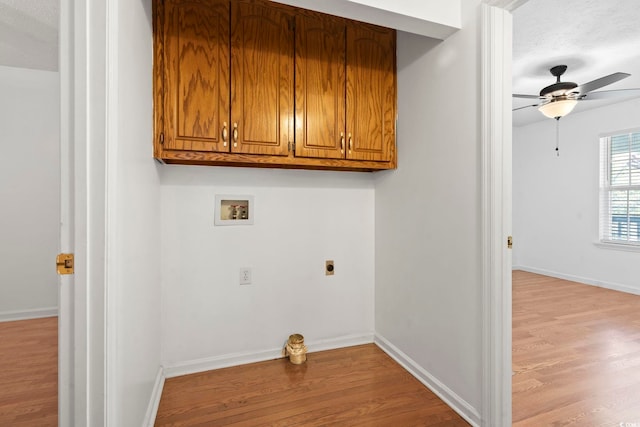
left=594, top=241, right=640, bottom=253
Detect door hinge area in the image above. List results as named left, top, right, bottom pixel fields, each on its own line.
left=507, top=236, right=513, bottom=249
left=56, top=253, right=74, bottom=275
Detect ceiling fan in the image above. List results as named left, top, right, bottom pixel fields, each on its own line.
left=513, top=65, right=640, bottom=119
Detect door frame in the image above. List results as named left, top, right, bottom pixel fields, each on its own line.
left=480, top=1, right=519, bottom=426
left=59, top=0, right=109, bottom=425
left=58, top=0, right=80, bottom=423
left=58, top=1, right=518, bottom=425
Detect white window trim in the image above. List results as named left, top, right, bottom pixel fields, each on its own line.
left=599, top=130, right=640, bottom=247
left=594, top=241, right=640, bottom=253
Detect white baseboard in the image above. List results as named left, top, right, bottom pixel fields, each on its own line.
left=514, top=265, right=640, bottom=296
left=160, top=333, right=480, bottom=425
left=0, top=307, right=58, bottom=322
left=163, top=333, right=375, bottom=379
left=374, top=334, right=481, bottom=427
left=143, top=366, right=165, bottom=427
left=305, top=333, right=375, bottom=354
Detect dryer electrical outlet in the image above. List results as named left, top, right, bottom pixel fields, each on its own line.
left=325, top=260, right=334, bottom=276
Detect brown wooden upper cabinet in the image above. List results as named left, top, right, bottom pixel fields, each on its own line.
left=295, top=12, right=396, bottom=163
left=154, top=0, right=396, bottom=171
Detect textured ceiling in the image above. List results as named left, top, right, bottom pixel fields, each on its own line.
left=512, top=0, right=640, bottom=127
left=0, top=0, right=58, bottom=71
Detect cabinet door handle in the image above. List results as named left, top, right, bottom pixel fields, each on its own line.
left=233, top=122, right=238, bottom=147
left=222, top=122, right=228, bottom=147
left=340, top=132, right=345, bottom=154
left=348, top=133, right=352, bottom=154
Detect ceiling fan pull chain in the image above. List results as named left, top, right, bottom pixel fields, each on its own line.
left=555, top=117, right=560, bottom=157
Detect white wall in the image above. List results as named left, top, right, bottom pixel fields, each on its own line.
left=513, top=98, right=640, bottom=293
left=0, top=65, right=59, bottom=319
left=161, top=167, right=375, bottom=369
left=374, top=0, right=483, bottom=424
left=111, top=0, right=163, bottom=425
left=274, top=0, right=460, bottom=39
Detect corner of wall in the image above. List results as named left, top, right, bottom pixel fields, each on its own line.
left=142, top=366, right=165, bottom=427
left=374, top=334, right=481, bottom=426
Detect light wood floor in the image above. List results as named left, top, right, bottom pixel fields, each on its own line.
left=4, top=273, right=637, bottom=426
left=155, top=344, right=469, bottom=426
left=513, top=270, right=640, bottom=426
left=0, top=316, right=57, bottom=427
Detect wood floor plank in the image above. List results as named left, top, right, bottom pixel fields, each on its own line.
left=155, top=344, right=469, bottom=426
left=158, top=271, right=640, bottom=426
left=0, top=317, right=57, bottom=427
left=512, top=270, right=640, bottom=427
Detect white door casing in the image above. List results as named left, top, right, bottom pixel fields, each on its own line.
left=59, top=0, right=109, bottom=425
left=58, top=0, right=73, bottom=421
left=480, top=2, right=516, bottom=426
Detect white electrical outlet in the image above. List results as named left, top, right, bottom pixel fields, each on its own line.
left=239, top=268, right=252, bottom=285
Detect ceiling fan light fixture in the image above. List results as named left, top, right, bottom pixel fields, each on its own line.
left=538, top=99, right=578, bottom=119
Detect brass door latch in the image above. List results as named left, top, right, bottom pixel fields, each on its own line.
left=507, top=236, right=513, bottom=249
left=56, top=253, right=74, bottom=275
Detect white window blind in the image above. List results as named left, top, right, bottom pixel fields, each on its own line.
left=599, top=131, right=640, bottom=245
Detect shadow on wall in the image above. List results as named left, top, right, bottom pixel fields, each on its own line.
left=396, top=30, right=441, bottom=73
left=158, top=164, right=376, bottom=189
left=142, top=0, right=153, bottom=30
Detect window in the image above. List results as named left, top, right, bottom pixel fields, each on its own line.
left=599, top=131, right=640, bottom=245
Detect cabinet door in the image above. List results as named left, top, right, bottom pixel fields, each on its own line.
left=230, top=2, right=294, bottom=156
left=295, top=13, right=346, bottom=160
left=346, top=23, right=396, bottom=162
left=163, top=0, right=230, bottom=152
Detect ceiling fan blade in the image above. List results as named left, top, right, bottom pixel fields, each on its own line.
left=579, top=88, right=640, bottom=100
left=569, top=72, right=630, bottom=95
left=512, top=103, right=540, bottom=112
left=513, top=93, right=542, bottom=99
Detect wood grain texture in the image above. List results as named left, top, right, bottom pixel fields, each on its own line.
left=295, top=12, right=346, bottom=160
left=159, top=149, right=395, bottom=171
left=513, top=271, right=640, bottom=426
left=155, top=344, right=469, bottom=426
left=346, top=21, right=396, bottom=163
left=153, top=0, right=165, bottom=158
left=230, top=1, right=293, bottom=156
left=163, top=0, right=230, bottom=152
left=154, top=0, right=397, bottom=171
left=0, top=317, right=57, bottom=427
